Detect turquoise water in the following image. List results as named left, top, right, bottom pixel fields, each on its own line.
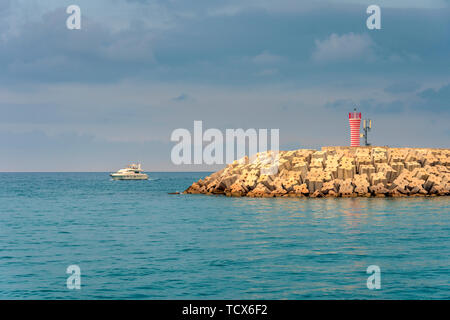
left=0, top=172, right=449, bottom=299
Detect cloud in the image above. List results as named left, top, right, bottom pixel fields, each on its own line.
left=0, top=7, right=157, bottom=83
left=326, top=83, right=450, bottom=115
left=252, top=50, right=284, bottom=64
left=384, top=82, right=421, bottom=94
left=172, top=93, right=191, bottom=101
left=0, top=2, right=448, bottom=85
left=325, top=98, right=405, bottom=114
left=0, top=0, right=449, bottom=171
left=0, top=0, right=11, bottom=13
left=416, top=83, right=450, bottom=112
left=387, top=53, right=421, bottom=64
left=312, top=32, right=376, bottom=63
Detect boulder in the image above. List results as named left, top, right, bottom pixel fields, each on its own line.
left=184, top=182, right=202, bottom=194
left=375, top=163, right=397, bottom=183
left=247, top=183, right=270, bottom=197
left=353, top=174, right=370, bottom=195
left=310, top=190, right=324, bottom=198
left=423, top=175, right=441, bottom=192
left=293, top=183, right=309, bottom=195
left=405, top=161, right=421, bottom=171
left=369, top=183, right=389, bottom=195
left=270, top=178, right=287, bottom=196
left=218, top=174, right=239, bottom=190
left=257, top=174, right=275, bottom=191
left=282, top=172, right=301, bottom=192
left=337, top=165, right=355, bottom=180
left=359, top=165, right=376, bottom=178
left=391, top=162, right=404, bottom=175
left=337, top=179, right=354, bottom=197
left=227, top=181, right=248, bottom=197
left=370, top=172, right=387, bottom=186
left=321, top=181, right=337, bottom=195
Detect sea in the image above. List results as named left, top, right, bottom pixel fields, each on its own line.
left=0, top=172, right=449, bottom=299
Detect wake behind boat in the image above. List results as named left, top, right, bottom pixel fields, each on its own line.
left=110, top=163, right=149, bottom=180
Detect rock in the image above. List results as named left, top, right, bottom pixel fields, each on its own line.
left=337, top=179, right=354, bottom=197
left=405, top=161, right=421, bottom=171
left=391, top=162, right=404, bottom=175
left=321, top=181, right=336, bottom=195
left=388, top=188, right=407, bottom=197
left=240, top=169, right=259, bottom=190
left=353, top=174, right=370, bottom=195
left=184, top=182, right=202, bottom=194
left=291, top=162, right=309, bottom=181
left=218, top=174, right=239, bottom=190
left=270, top=178, right=287, bottom=196
left=183, top=147, right=450, bottom=198
left=423, top=175, right=441, bottom=192
left=257, top=174, right=275, bottom=190
left=337, top=165, right=355, bottom=180
left=413, top=168, right=429, bottom=181
left=391, top=176, right=409, bottom=194
left=356, top=156, right=372, bottom=167
left=375, top=163, right=397, bottom=183
left=406, top=178, right=427, bottom=195
left=310, top=158, right=324, bottom=169
left=293, top=183, right=309, bottom=195
left=305, top=168, right=328, bottom=193
left=370, top=172, right=387, bottom=186
left=305, top=178, right=323, bottom=194
left=227, top=181, right=248, bottom=197
left=278, top=158, right=292, bottom=172
left=247, top=183, right=270, bottom=197
left=369, top=183, right=389, bottom=195
left=282, top=172, right=301, bottom=192
left=360, top=165, right=376, bottom=178
left=409, top=186, right=428, bottom=196
left=310, top=190, right=324, bottom=198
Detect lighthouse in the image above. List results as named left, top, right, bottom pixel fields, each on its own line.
left=349, top=108, right=361, bottom=147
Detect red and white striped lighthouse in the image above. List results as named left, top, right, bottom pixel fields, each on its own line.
left=349, top=109, right=361, bottom=147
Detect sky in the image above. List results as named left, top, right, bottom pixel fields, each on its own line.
left=0, top=0, right=449, bottom=171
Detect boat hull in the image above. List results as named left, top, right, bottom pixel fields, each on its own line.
left=110, top=174, right=149, bottom=180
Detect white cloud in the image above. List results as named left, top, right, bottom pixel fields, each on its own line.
left=311, top=32, right=376, bottom=63
left=252, top=51, right=284, bottom=64
left=387, top=52, right=421, bottom=63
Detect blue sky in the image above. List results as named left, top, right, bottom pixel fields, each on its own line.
left=1, top=0, right=449, bottom=171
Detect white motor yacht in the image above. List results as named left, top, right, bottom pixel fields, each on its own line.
left=110, top=163, right=149, bottom=180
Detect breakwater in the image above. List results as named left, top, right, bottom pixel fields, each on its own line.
left=184, top=147, right=450, bottom=197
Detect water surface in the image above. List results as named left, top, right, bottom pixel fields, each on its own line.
left=0, top=172, right=448, bottom=299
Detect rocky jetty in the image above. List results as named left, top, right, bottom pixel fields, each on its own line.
left=184, top=147, right=450, bottom=198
